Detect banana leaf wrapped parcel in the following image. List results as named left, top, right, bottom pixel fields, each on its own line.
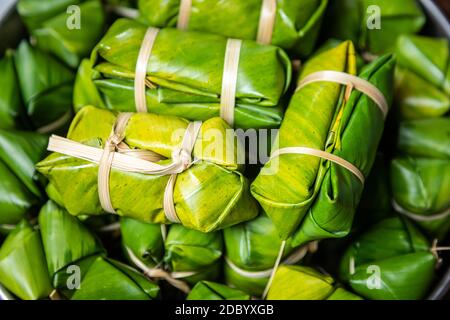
left=17, top=0, right=106, bottom=68
left=0, top=129, right=48, bottom=227
left=394, top=35, right=450, bottom=119
left=391, top=118, right=450, bottom=238
left=339, top=217, right=438, bottom=300
left=39, top=201, right=105, bottom=298
left=14, top=41, right=75, bottom=133
left=251, top=41, right=395, bottom=245
left=138, top=0, right=328, bottom=57
left=325, top=0, right=425, bottom=55
left=71, top=256, right=160, bottom=300
left=266, top=265, right=361, bottom=300
left=121, top=218, right=223, bottom=290
left=224, top=214, right=315, bottom=296
left=74, top=18, right=291, bottom=129
left=0, top=220, right=53, bottom=300
left=187, top=281, right=250, bottom=300
left=37, top=105, right=258, bottom=232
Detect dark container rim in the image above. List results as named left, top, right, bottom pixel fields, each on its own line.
left=0, top=0, right=449, bottom=300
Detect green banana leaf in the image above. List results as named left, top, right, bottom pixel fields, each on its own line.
left=353, top=155, right=393, bottom=231
left=38, top=200, right=105, bottom=297
left=74, top=18, right=291, bottom=129
left=71, top=256, right=160, bottom=300
left=325, top=0, right=425, bottom=55
left=339, top=217, right=436, bottom=300
left=17, top=0, right=106, bottom=68
left=121, top=218, right=223, bottom=285
left=187, top=281, right=251, bottom=300
left=327, top=287, right=363, bottom=300
left=138, top=0, right=328, bottom=57
left=0, top=220, right=53, bottom=300
left=164, top=224, right=223, bottom=284
left=14, top=41, right=74, bottom=132
left=0, top=51, right=22, bottom=129
left=394, top=35, right=450, bottom=119
left=121, top=218, right=164, bottom=268
left=251, top=42, right=395, bottom=245
left=0, top=129, right=48, bottom=226
left=266, top=265, right=361, bottom=300
left=73, top=59, right=106, bottom=111
left=0, top=161, right=37, bottom=226
left=223, top=214, right=302, bottom=296
left=37, top=106, right=258, bottom=232
left=391, top=118, right=450, bottom=238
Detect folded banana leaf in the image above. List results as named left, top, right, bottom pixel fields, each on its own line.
left=0, top=51, right=22, bottom=130
left=14, top=41, right=74, bottom=132
left=138, top=0, right=328, bottom=57
left=326, top=0, right=425, bottom=55
left=266, top=265, right=361, bottom=300
left=38, top=201, right=105, bottom=298
left=353, top=155, right=393, bottom=231
left=17, top=0, right=106, bottom=68
left=71, top=256, right=160, bottom=300
left=0, top=129, right=48, bottom=226
left=339, top=217, right=437, bottom=300
left=251, top=42, right=395, bottom=245
left=0, top=220, right=53, bottom=300
left=37, top=106, right=258, bottom=232
left=187, top=281, right=251, bottom=300
left=74, top=18, right=291, bottom=129
left=121, top=218, right=223, bottom=285
left=394, top=35, right=450, bottom=119
left=223, top=214, right=303, bottom=296
left=391, top=118, right=450, bottom=238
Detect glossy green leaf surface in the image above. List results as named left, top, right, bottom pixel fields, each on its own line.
left=391, top=118, right=450, bottom=238
left=39, top=200, right=104, bottom=279
left=394, top=35, right=450, bottom=119
left=0, top=220, right=52, bottom=300
left=17, top=0, right=106, bottom=68
left=121, top=219, right=223, bottom=284
left=187, top=281, right=250, bottom=300
left=138, top=0, right=328, bottom=57
left=252, top=42, right=395, bottom=245
left=326, top=0, right=425, bottom=54
left=223, top=214, right=299, bottom=296
left=0, top=51, right=22, bottom=129
left=267, top=265, right=360, bottom=300
left=37, top=106, right=258, bottom=232
left=14, top=41, right=74, bottom=130
left=71, top=257, right=160, bottom=300
left=75, top=18, right=291, bottom=129
left=0, top=129, right=48, bottom=225
left=339, top=217, right=436, bottom=300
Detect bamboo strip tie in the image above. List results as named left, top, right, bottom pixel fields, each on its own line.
left=257, top=0, right=277, bottom=45
left=220, top=39, right=242, bottom=127
left=125, top=247, right=195, bottom=293
left=47, top=116, right=202, bottom=224
left=135, top=27, right=159, bottom=113
left=177, top=0, right=192, bottom=30
left=270, top=70, right=390, bottom=186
